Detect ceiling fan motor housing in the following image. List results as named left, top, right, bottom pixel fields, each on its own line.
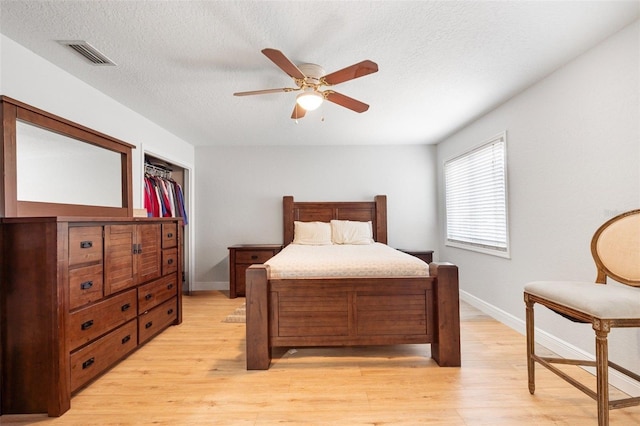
left=298, top=63, right=326, bottom=86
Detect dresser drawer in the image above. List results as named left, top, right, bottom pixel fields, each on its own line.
left=235, top=250, right=275, bottom=264
left=138, top=273, right=178, bottom=314
left=161, top=223, right=177, bottom=249
left=162, top=248, right=178, bottom=276
left=69, top=319, right=137, bottom=393
left=69, top=226, right=103, bottom=266
left=138, top=297, right=177, bottom=345
left=68, top=289, right=137, bottom=351
left=69, top=264, right=104, bottom=310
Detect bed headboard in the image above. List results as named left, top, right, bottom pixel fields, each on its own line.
left=282, top=195, right=387, bottom=246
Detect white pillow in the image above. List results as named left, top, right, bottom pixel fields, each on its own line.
left=292, top=221, right=332, bottom=245
left=330, top=220, right=374, bottom=245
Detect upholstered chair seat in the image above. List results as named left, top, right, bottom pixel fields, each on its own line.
left=525, top=281, right=640, bottom=319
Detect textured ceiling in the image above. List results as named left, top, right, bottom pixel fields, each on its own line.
left=1, top=1, right=638, bottom=147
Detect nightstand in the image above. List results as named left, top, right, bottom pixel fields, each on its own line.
left=398, top=249, right=433, bottom=264
left=228, top=244, right=282, bottom=298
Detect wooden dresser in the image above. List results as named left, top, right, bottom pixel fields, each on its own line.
left=0, top=217, right=183, bottom=416
left=228, top=244, right=282, bottom=298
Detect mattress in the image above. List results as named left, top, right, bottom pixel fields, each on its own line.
left=265, top=242, right=430, bottom=279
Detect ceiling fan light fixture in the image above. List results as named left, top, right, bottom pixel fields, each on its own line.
left=236, top=49, right=378, bottom=119
left=296, top=90, right=323, bottom=111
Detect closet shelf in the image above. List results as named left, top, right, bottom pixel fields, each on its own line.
left=145, top=163, right=172, bottom=179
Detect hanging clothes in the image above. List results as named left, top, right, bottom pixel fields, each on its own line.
left=144, top=171, right=188, bottom=225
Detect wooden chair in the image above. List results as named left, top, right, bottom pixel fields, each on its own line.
left=524, top=209, right=640, bottom=426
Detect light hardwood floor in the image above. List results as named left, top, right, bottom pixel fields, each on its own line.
left=3, top=290, right=639, bottom=425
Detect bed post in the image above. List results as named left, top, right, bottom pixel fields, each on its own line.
left=283, top=196, right=294, bottom=246
left=374, top=195, right=387, bottom=244
left=429, top=262, right=461, bottom=367
left=246, top=264, right=271, bottom=370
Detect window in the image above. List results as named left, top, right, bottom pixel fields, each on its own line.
left=444, top=132, right=509, bottom=257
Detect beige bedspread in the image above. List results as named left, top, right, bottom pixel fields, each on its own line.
left=265, top=242, right=429, bottom=279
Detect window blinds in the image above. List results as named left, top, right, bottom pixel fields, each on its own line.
left=445, top=133, right=509, bottom=256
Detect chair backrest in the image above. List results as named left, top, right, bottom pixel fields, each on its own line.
left=591, top=209, right=640, bottom=286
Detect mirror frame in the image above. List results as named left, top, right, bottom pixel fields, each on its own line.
left=1, top=96, right=134, bottom=217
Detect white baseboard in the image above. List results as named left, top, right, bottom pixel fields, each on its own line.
left=192, top=281, right=228, bottom=291
left=460, top=290, right=640, bottom=396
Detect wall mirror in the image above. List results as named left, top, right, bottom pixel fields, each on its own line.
left=17, top=120, right=123, bottom=207
left=1, top=96, right=133, bottom=217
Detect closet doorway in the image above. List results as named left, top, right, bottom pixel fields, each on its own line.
left=143, top=153, right=193, bottom=294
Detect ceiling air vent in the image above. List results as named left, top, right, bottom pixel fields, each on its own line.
left=57, top=40, right=116, bottom=66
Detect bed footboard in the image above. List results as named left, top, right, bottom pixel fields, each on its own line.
left=246, top=263, right=460, bottom=370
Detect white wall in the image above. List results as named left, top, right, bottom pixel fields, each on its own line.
left=194, top=144, right=438, bottom=289
left=0, top=34, right=195, bottom=209
left=436, top=21, right=640, bottom=389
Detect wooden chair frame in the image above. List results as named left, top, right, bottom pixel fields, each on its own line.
left=524, top=209, right=640, bottom=426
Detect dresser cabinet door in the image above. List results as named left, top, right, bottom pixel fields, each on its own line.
left=136, top=223, right=162, bottom=283
left=104, top=223, right=162, bottom=295
left=104, top=225, right=136, bottom=295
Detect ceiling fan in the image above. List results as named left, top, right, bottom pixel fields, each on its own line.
left=234, top=48, right=378, bottom=119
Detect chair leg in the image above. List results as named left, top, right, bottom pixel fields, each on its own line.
left=594, top=324, right=610, bottom=426
left=525, top=296, right=535, bottom=394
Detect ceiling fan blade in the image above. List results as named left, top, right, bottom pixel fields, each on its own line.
left=291, top=103, right=306, bottom=120
left=233, top=87, right=297, bottom=96
left=324, top=91, right=369, bottom=113
left=262, top=48, right=306, bottom=80
left=322, top=60, right=378, bottom=85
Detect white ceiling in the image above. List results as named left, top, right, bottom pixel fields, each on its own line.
left=1, top=1, right=638, bottom=147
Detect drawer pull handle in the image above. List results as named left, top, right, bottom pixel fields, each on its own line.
left=121, top=335, right=131, bottom=344
left=145, top=321, right=153, bottom=329
left=145, top=294, right=153, bottom=301
left=82, top=357, right=95, bottom=369
left=167, top=308, right=174, bottom=315
left=80, top=280, right=93, bottom=290
left=121, top=303, right=131, bottom=312
left=80, top=241, right=93, bottom=249
left=167, top=259, right=174, bottom=265
left=81, top=320, right=94, bottom=330
left=251, top=255, right=258, bottom=260
left=167, top=283, right=173, bottom=290
left=167, top=233, right=173, bottom=238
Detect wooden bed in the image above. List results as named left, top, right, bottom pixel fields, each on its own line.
left=245, top=195, right=461, bottom=369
